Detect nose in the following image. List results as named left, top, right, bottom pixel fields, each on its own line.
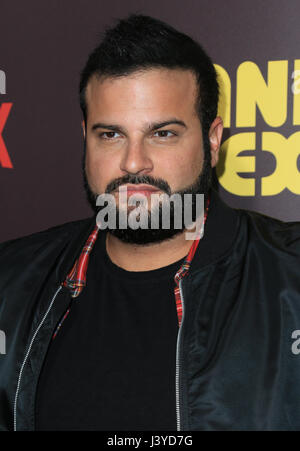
left=120, top=140, right=153, bottom=175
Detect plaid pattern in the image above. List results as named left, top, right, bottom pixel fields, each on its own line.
left=54, top=197, right=210, bottom=338
left=62, top=226, right=99, bottom=297
left=52, top=307, right=71, bottom=340
left=174, top=197, right=210, bottom=326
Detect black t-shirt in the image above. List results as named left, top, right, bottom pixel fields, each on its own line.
left=35, top=231, right=185, bottom=431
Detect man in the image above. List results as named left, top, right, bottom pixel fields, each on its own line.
left=0, top=14, right=300, bottom=432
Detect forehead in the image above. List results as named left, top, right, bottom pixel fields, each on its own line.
left=85, top=68, right=199, bottom=122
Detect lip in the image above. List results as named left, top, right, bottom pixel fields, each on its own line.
left=116, top=184, right=160, bottom=193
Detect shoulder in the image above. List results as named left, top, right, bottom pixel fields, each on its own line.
left=239, top=208, right=300, bottom=255
left=0, top=217, right=94, bottom=279
left=0, top=217, right=92, bottom=250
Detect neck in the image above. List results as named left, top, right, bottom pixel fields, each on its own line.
left=106, top=230, right=194, bottom=272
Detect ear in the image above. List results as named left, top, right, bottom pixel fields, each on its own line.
left=81, top=120, right=86, bottom=140
left=209, top=117, right=223, bottom=168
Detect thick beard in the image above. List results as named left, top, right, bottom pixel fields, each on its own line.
left=82, top=138, right=212, bottom=245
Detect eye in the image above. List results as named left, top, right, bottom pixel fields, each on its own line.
left=153, top=130, right=176, bottom=138
left=99, top=131, right=122, bottom=140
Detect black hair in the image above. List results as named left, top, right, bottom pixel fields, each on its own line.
left=79, top=14, right=219, bottom=146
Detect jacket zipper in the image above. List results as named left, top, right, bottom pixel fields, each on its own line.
left=176, top=278, right=185, bottom=431
left=13, top=285, right=63, bottom=431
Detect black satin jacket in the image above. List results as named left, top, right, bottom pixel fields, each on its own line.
left=1, top=190, right=300, bottom=431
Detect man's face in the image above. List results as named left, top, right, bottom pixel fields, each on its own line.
left=83, top=68, right=222, bottom=244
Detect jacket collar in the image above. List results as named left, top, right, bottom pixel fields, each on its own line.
left=189, top=188, right=240, bottom=273
left=56, top=188, right=240, bottom=283
left=56, top=215, right=97, bottom=285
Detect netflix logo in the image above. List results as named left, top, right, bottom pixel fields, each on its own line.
left=0, top=69, right=13, bottom=169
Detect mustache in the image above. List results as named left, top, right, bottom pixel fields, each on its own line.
left=105, top=174, right=171, bottom=195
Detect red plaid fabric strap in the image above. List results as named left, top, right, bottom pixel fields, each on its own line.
left=62, top=196, right=210, bottom=328
left=174, top=196, right=210, bottom=327
left=62, top=226, right=99, bottom=297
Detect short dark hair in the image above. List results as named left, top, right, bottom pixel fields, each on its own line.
left=79, top=14, right=219, bottom=142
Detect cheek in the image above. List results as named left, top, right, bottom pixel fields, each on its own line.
left=166, top=147, right=203, bottom=184
left=85, top=151, right=97, bottom=184
left=85, top=150, right=105, bottom=189
left=85, top=148, right=120, bottom=192
left=186, top=146, right=204, bottom=175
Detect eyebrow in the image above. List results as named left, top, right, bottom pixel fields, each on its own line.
left=91, top=119, right=187, bottom=134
